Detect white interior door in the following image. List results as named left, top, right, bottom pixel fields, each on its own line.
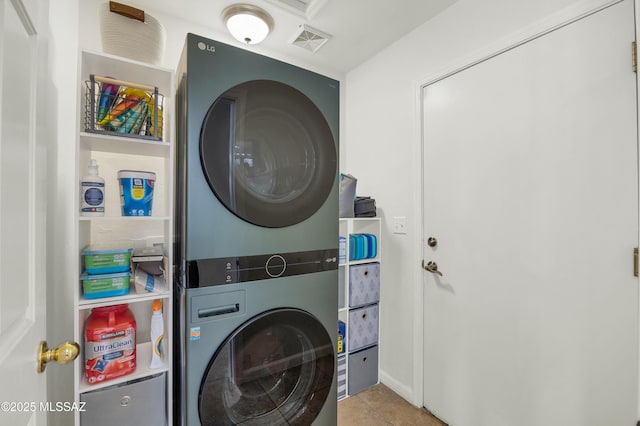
left=422, top=2, right=638, bottom=425
left=0, top=0, right=48, bottom=423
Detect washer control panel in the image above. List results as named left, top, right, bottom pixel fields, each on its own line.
left=265, top=255, right=287, bottom=278
left=186, top=249, right=338, bottom=287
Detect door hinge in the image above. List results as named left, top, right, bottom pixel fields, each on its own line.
left=634, top=247, right=638, bottom=277
left=633, top=41, right=637, bottom=73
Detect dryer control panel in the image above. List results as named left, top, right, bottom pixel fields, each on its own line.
left=186, top=249, right=338, bottom=287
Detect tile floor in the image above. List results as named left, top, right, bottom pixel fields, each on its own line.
left=337, top=383, right=447, bottom=426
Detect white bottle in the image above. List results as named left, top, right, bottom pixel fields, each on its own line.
left=80, top=159, right=105, bottom=216
left=150, top=299, right=164, bottom=369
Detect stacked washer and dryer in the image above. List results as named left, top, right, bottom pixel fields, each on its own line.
left=174, top=34, right=340, bottom=425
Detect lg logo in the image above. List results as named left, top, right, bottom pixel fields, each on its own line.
left=197, top=41, right=215, bottom=53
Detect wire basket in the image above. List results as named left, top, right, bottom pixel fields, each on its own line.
left=84, top=75, right=164, bottom=141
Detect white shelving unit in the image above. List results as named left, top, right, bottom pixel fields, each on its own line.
left=338, top=217, right=381, bottom=399
left=73, top=50, right=174, bottom=425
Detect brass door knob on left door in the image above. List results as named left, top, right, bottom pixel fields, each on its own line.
left=37, top=341, right=80, bottom=373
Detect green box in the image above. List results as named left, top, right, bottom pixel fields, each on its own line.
left=83, top=247, right=132, bottom=274
left=81, top=272, right=131, bottom=299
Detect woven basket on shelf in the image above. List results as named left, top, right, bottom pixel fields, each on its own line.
left=99, top=2, right=166, bottom=65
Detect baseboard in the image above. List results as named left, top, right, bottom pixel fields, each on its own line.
left=378, top=369, right=419, bottom=407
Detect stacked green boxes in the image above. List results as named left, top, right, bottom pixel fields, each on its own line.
left=81, top=248, right=132, bottom=299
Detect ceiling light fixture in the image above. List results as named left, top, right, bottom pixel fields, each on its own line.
left=222, top=4, right=274, bottom=45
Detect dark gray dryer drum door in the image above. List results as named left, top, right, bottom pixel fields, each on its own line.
left=200, top=80, right=337, bottom=228
left=198, top=309, right=334, bottom=426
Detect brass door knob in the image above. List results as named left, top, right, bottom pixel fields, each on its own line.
left=37, top=341, right=80, bottom=373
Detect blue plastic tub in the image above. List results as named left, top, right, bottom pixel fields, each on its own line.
left=118, top=170, right=156, bottom=216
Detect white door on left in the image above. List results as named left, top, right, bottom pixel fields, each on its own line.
left=0, top=0, right=48, bottom=423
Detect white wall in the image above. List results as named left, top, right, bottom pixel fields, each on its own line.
left=344, top=0, right=604, bottom=405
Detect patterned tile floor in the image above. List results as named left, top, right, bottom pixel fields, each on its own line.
left=338, top=384, right=447, bottom=426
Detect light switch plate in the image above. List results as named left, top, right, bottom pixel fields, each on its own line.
left=392, top=216, right=407, bottom=234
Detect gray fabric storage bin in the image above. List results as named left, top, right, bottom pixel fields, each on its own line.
left=80, top=372, right=166, bottom=426
left=348, top=262, right=380, bottom=308
left=348, top=345, right=378, bottom=396
left=348, top=304, right=379, bottom=352
left=338, top=267, right=346, bottom=309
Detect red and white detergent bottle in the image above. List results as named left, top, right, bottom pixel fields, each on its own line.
left=84, top=304, right=136, bottom=384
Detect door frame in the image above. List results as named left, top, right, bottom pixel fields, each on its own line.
left=46, top=1, right=80, bottom=424
left=409, top=0, right=635, bottom=412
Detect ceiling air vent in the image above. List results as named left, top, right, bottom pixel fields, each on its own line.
left=290, top=24, right=331, bottom=52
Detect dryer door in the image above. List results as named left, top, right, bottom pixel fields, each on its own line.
left=200, top=80, right=337, bottom=228
left=199, top=309, right=334, bottom=425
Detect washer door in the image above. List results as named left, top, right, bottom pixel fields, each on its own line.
left=200, top=80, right=337, bottom=228
left=199, top=309, right=334, bottom=425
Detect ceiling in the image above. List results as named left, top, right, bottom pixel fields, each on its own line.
left=129, top=0, right=457, bottom=73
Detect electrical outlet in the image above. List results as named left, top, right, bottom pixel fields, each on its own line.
left=393, top=216, right=407, bottom=235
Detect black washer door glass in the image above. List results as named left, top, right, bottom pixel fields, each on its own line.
left=200, top=80, right=337, bottom=228
left=199, top=309, right=334, bottom=425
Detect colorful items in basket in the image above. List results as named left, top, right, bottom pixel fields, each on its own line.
left=90, top=75, right=164, bottom=139
left=148, top=94, right=162, bottom=137
left=96, top=79, right=120, bottom=123
left=98, top=87, right=150, bottom=133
